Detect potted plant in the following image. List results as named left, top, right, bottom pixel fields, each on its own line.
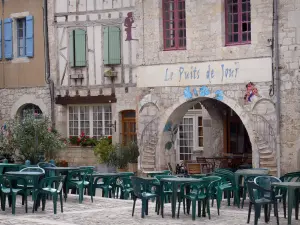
left=126, top=141, right=139, bottom=173
left=94, top=136, right=116, bottom=171
left=112, top=144, right=130, bottom=172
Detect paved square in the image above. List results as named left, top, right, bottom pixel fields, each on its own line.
left=0, top=195, right=298, bottom=225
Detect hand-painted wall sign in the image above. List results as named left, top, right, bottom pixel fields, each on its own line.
left=184, top=86, right=225, bottom=102
left=124, top=12, right=135, bottom=41
left=244, top=82, right=260, bottom=103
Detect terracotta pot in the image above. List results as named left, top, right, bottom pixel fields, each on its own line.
left=118, top=167, right=128, bottom=172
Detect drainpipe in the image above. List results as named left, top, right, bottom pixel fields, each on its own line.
left=43, top=0, right=55, bottom=128
left=274, top=0, right=281, bottom=177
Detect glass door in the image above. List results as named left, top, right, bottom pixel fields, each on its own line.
left=177, top=117, right=194, bottom=161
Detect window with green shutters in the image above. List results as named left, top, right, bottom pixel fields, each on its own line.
left=103, top=26, right=121, bottom=65
left=69, top=29, right=86, bottom=67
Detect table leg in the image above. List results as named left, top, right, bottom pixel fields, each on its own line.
left=171, top=183, right=177, bottom=218
left=160, top=182, right=164, bottom=218
left=288, top=188, right=294, bottom=225
left=295, top=189, right=299, bottom=220
left=186, top=185, right=191, bottom=215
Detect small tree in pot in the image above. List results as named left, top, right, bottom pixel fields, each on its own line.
left=126, top=141, right=139, bottom=173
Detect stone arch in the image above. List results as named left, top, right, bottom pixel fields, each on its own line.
left=155, top=93, right=259, bottom=169
left=10, top=94, right=49, bottom=119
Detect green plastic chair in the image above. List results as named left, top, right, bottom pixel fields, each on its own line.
left=0, top=175, right=29, bottom=214
left=38, top=162, right=56, bottom=177
left=182, top=176, right=221, bottom=220
left=213, top=170, right=239, bottom=212
left=36, top=175, right=65, bottom=214
left=114, top=172, right=134, bottom=198
left=65, top=168, right=93, bottom=203
left=131, top=176, right=159, bottom=218
left=246, top=181, right=279, bottom=225
left=93, top=176, right=115, bottom=198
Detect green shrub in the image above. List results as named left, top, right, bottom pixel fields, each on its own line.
left=93, top=137, right=115, bottom=166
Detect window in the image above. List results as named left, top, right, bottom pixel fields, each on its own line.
left=177, top=102, right=204, bottom=161
left=69, top=29, right=86, bottom=67
left=225, top=0, right=251, bottom=45
left=103, top=26, right=121, bottom=65
left=2, top=15, right=34, bottom=60
left=17, top=18, right=26, bottom=57
left=121, top=110, right=137, bottom=145
left=21, top=104, right=42, bottom=119
left=162, top=0, right=186, bottom=50
left=68, top=105, right=112, bottom=138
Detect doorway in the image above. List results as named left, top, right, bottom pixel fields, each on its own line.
left=121, top=110, right=137, bottom=145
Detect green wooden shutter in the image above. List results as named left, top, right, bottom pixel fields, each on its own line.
left=69, top=30, right=75, bottom=67
left=103, top=27, right=109, bottom=65
left=103, top=26, right=121, bottom=65
left=74, top=29, right=86, bottom=67
left=108, top=27, right=121, bottom=65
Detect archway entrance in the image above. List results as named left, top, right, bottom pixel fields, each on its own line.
left=174, top=99, right=252, bottom=171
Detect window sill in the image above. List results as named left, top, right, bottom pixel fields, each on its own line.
left=225, top=42, right=251, bottom=47
left=162, top=48, right=187, bottom=51
left=193, top=147, right=204, bottom=153
left=11, top=57, right=30, bottom=64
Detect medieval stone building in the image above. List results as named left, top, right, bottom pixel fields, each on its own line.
left=134, top=0, right=300, bottom=176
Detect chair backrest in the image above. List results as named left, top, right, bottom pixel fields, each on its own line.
left=39, top=175, right=66, bottom=192
left=67, top=168, right=93, bottom=184
left=20, top=167, right=45, bottom=174
left=280, top=172, right=300, bottom=182
left=131, top=176, right=153, bottom=198
left=1, top=175, right=28, bottom=193
left=37, top=162, right=56, bottom=168
left=247, top=181, right=271, bottom=203
left=254, top=176, right=281, bottom=190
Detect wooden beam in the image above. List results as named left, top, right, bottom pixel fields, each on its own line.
left=55, top=94, right=117, bottom=105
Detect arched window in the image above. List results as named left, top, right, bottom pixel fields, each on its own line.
left=21, top=104, right=42, bottom=119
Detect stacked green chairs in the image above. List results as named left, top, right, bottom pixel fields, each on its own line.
left=119, top=177, right=134, bottom=200
left=65, top=168, right=93, bottom=203
left=246, top=181, right=279, bottom=225
left=213, top=169, right=240, bottom=212
left=35, top=175, right=65, bottom=214
left=181, top=176, right=221, bottom=221
left=131, top=176, right=159, bottom=218
left=0, top=175, right=29, bottom=215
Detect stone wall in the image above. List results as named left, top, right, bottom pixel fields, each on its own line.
left=58, top=146, right=98, bottom=166
left=0, top=87, right=51, bottom=124
left=278, top=0, right=300, bottom=173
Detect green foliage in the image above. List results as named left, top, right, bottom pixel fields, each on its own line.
left=0, top=127, right=16, bottom=159
left=1, top=111, right=67, bottom=164
left=93, top=137, right=115, bottom=165
left=125, top=141, right=139, bottom=163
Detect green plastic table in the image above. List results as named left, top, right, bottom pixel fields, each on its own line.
left=160, top=177, right=200, bottom=218
left=144, top=171, right=170, bottom=177
left=0, top=163, right=24, bottom=174
left=272, top=182, right=300, bottom=225
left=5, top=171, right=44, bottom=212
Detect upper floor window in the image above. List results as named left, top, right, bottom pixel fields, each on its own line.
left=69, top=29, right=86, bottom=67
left=1, top=15, right=34, bottom=60
left=17, top=18, right=26, bottom=57
left=162, top=0, right=186, bottom=50
left=103, top=26, right=121, bottom=65
left=225, top=0, right=251, bottom=46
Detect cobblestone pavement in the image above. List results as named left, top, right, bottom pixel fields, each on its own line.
left=0, top=195, right=298, bottom=225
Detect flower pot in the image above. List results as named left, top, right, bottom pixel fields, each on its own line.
left=117, top=167, right=128, bottom=172
left=128, top=163, right=138, bottom=173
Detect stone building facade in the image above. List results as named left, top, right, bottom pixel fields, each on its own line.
left=0, top=0, right=51, bottom=126
left=134, top=0, right=300, bottom=176
left=48, top=0, right=138, bottom=148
